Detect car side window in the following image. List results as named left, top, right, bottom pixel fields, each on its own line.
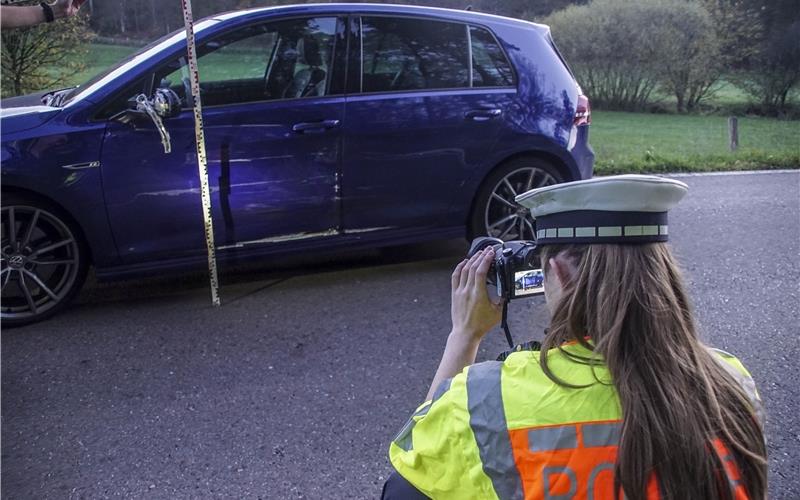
left=469, top=26, right=515, bottom=88
left=360, top=17, right=469, bottom=93
left=154, top=16, right=338, bottom=107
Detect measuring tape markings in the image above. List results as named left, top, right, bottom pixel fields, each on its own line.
left=181, top=0, right=220, bottom=306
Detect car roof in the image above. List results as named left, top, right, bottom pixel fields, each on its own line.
left=211, top=3, right=546, bottom=33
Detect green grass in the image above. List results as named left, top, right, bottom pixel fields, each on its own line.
left=591, top=111, right=800, bottom=174
left=61, top=43, right=141, bottom=87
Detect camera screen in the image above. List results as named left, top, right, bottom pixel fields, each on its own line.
left=513, top=269, right=545, bottom=296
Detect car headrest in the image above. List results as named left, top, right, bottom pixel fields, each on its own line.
left=298, top=36, right=322, bottom=67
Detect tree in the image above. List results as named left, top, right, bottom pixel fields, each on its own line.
left=737, top=20, right=800, bottom=113
left=650, top=1, right=721, bottom=112
left=543, top=0, right=667, bottom=111
left=1, top=14, right=93, bottom=97
left=543, top=0, right=765, bottom=112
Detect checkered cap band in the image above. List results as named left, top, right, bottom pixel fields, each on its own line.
left=534, top=210, right=669, bottom=245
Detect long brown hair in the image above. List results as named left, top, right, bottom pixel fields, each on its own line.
left=538, top=243, right=767, bottom=500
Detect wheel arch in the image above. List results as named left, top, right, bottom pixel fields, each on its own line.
left=465, top=150, right=571, bottom=230
left=2, top=185, right=94, bottom=266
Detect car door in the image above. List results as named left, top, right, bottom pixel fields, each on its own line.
left=342, top=16, right=518, bottom=232
left=99, top=16, right=345, bottom=264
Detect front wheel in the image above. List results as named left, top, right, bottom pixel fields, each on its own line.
left=1, top=195, right=88, bottom=327
left=468, top=158, right=562, bottom=241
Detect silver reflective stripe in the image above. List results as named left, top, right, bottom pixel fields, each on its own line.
left=557, top=228, right=574, bottom=238
left=583, top=422, right=621, bottom=448
left=432, top=378, right=452, bottom=403
left=542, top=466, right=578, bottom=500
left=587, top=463, right=615, bottom=500
left=537, top=225, right=667, bottom=240
left=719, top=452, right=743, bottom=489
left=529, top=426, right=577, bottom=451
left=393, top=417, right=415, bottom=452
left=709, top=348, right=765, bottom=428
left=414, top=403, right=431, bottom=418
left=597, top=226, right=622, bottom=237
left=393, top=402, right=434, bottom=452
left=467, top=362, right=524, bottom=500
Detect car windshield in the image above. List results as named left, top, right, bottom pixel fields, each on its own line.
left=59, top=19, right=220, bottom=106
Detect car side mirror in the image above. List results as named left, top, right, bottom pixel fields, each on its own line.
left=115, top=88, right=181, bottom=154
left=151, top=87, right=182, bottom=119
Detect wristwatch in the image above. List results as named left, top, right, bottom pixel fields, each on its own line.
left=40, top=2, right=55, bottom=23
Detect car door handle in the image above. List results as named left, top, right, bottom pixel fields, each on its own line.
left=292, top=119, right=341, bottom=134
left=465, top=109, right=502, bottom=121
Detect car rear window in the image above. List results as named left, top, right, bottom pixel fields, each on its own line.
left=469, top=26, right=515, bottom=88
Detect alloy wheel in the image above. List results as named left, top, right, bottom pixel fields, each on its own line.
left=483, top=167, right=557, bottom=240
left=1, top=205, right=81, bottom=322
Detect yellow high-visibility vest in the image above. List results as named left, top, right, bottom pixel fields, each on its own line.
left=389, top=343, right=761, bottom=500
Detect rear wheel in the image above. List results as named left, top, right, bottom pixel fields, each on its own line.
left=468, top=158, right=562, bottom=241
left=1, top=194, right=88, bottom=327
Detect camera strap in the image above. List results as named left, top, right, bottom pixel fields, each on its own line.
left=501, top=301, right=514, bottom=349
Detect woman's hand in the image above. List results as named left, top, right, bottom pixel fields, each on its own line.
left=450, top=247, right=504, bottom=342
left=53, top=0, right=83, bottom=19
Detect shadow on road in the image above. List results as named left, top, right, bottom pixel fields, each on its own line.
left=76, top=239, right=468, bottom=305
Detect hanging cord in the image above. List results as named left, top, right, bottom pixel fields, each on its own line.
left=501, top=300, right=514, bottom=349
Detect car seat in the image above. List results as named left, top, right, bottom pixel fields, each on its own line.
left=282, top=36, right=327, bottom=99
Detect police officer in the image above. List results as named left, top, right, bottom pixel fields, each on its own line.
left=383, top=175, right=766, bottom=500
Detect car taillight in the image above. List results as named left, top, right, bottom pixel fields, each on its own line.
left=575, top=94, right=591, bottom=126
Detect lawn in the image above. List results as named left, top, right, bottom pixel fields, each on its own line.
left=64, top=43, right=141, bottom=85
left=37, top=43, right=800, bottom=174
left=591, top=111, right=800, bottom=174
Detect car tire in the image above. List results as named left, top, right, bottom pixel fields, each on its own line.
left=468, top=157, right=563, bottom=241
left=1, top=193, right=88, bottom=327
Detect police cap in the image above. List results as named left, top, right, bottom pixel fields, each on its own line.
left=515, top=174, right=688, bottom=245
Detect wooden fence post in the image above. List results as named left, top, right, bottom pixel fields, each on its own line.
left=728, top=116, right=739, bottom=152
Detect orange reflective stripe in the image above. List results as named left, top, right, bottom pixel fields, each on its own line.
left=509, top=420, right=622, bottom=500
left=509, top=421, right=747, bottom=500
left=713, top=439, right=751, bottom=500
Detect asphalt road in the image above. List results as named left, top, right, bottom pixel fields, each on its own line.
left=2, top=171, right=799, bottom=499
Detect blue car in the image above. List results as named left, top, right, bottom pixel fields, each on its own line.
left=0, top=4, right=593, bottom=325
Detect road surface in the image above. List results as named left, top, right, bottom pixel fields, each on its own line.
left=2, top=170, right=798, bottom=499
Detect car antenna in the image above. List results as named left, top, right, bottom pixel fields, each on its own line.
left=465, top=5, right=472, bottom=11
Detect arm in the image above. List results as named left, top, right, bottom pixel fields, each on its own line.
left=390, top=250, right=502, bottom=497
left=425, top=246, right=502, bottom=400
left=1, top=0, right=82, bottom=29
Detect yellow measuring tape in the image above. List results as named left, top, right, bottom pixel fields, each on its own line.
left=181, top=0, right=220, bottom=306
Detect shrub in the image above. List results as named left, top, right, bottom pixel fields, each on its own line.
left=735, top=20, right=800, bottom=115
left=543, top=0, right=761, bottom=112
left=650, top=2, right=719, bottom=112
left=544, top=0, right=663, bottom=111
left=1, top=14, right=93, bottom=97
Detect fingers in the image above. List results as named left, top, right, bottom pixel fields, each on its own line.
left=459, top=248, right=485, bottom=288
left=451, top=258, right=467, bottom=290
left=466, top=247, right=494, bottom=289
left=475, top=247, right=494, bottom=282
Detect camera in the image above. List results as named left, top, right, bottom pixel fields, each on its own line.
left=467, top=237, right=544, bottom=300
